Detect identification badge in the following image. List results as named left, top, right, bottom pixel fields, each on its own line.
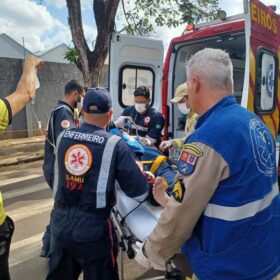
left=172, top=179, right=186, bottom=203
left=178, top=144, right=203, bottom=175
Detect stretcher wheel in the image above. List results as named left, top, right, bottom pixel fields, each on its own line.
left=127, top=240, right=135, bottom=259
left=127, top=248, right=135, bottom=259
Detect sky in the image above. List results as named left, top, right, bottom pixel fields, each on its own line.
left=0, top=0, right=279, bottom=54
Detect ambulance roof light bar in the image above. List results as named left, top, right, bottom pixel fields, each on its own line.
left=268, top=5, right=277, bottom=12
left=193, top=13, right=244, bottom=30
left=186, top=24, right=195, bottom=32
left=182, top=12, right=244, bottom=35
left=217, top=10, right=227, bottom=21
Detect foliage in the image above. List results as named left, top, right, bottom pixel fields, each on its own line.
left=122, top=0, right=220, bottom=36
left=64, top=47, right=80, bottom=68
left=65, top=0, right=219, bottom=86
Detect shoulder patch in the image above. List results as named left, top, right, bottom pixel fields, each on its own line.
left=155, top=124, right=162, bottom=129
left=178, top=144, right=203, bottom=175
left=172, top=179, right=186, bottom=203
left=65, top=144, right=92, bottom=176
left=181, top=144, right=203, bottom=156
left=61, top=119, right=71, bottom=128
left=144, top=116, right=150, bottom=124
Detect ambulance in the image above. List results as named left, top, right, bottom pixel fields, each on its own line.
left=109, top=0, right=280, bottom=167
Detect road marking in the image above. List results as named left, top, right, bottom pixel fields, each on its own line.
left=1, top=174, right=42, bottom=187
left=11, top=232, right=44, bottom=251
left=9, top=239, right=43, bottom=268
left=6, top=199, right=53, bottom=222
left=2, top=183, right=48, bottom=200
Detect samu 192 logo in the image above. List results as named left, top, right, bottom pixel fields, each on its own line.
left=249, top=119, right=275, bottom=177
left=64, top=144, right=92, bottom=176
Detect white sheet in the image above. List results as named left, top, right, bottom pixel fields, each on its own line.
left=116, top=187, right=163, bottom=242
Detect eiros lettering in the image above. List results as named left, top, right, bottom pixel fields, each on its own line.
left=251, top=2, right=278, bottom=34
left=64, top=130, right=105, bottom=144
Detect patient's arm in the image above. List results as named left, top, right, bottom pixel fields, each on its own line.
left=5, top=55, right=42, bottom=117
left=152, top=177, right=170, bottom=207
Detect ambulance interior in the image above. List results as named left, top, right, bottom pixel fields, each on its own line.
left=171, top=32, right=246, bottom=139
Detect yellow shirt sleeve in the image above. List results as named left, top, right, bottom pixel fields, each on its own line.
left=0, top=99, right=11, bottom=224
left=0, top=192, right=7, bottom=225
left=0, top=98, right=12, bottom=132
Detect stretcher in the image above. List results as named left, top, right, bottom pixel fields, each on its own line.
left=115, top=184, right=162, bottom=242
left=109, top=125, right=183, bottom=279
left=111, top=184, right=183, bottom=280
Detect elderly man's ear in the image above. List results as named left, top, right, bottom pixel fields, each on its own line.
left=191, top=76, right=201, bottom=94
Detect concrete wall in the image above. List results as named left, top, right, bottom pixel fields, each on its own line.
left=0, top=58, right=27, bottom=139
left=0, top=57, right=109, bottom=140
left=29, top=61, right=84, bottom=137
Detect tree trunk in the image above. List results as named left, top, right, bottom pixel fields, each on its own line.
left=66, top=0, right=120, bottom=87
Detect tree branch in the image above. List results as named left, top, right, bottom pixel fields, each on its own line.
left=92, top=0, right=120, bottom=65
left=66, top=0, right=90, bottom=76
left=121, top=0, right=133, bottom=33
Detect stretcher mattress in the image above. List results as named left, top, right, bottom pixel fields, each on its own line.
left=116, top=186, right=163, bottom=242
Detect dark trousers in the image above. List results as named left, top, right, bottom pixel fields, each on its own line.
left=0, top=216, right=15, bottom=280
left=46, top=250, right=119, bottom=280
left=42, top=224, right=51, bottom=253
left=42, top=209, right=54, bottom=254
left=46, top=209, right=119, bottom=280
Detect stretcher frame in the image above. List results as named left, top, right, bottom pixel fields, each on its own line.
left=110, top=124, right=182, bottom=279
left=111, top=206, right=183, bottom=280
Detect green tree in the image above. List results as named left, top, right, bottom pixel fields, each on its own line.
left=123, top=0, right=219, bottom=36
left=64, top=47, right=82, bottom=71
left=66, top=0, right=219, bottom=87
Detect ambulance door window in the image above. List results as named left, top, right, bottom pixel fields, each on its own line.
left=119, top=65, right=155, bottom=107
left=254, top=49, right=278, bottom=114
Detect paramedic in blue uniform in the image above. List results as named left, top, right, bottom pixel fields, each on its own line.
left=41, top=80, right=84, bottom=257
left=135, top=48, right=280, bottom=279
left=46, top=88, right=149, bottom=280
left=114, top=86, right=165, bottom=147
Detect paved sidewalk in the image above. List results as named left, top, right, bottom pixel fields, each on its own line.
left=0, top=136, right=45, bottom=167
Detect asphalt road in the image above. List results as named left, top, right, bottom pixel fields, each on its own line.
left=0, top=160, right=171, bottom=280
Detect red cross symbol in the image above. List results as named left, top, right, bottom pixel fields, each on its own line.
left=70, top=150, right=85, bottom=168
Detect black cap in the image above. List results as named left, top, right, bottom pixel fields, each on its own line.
left=83, top=88, right=112, bottom=114
left=134, top=86, right=150, bottom=99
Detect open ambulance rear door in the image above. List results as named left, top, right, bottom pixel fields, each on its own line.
left=109, top=34, right=164, bottom=118
left=243, top=0, right=280, bottom=180
left=243, top=0, right=280, bottom=139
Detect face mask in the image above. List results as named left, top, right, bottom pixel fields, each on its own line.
left=178, top=103, right=190, bottom=115
left=135, top=103, right=147, bottom=113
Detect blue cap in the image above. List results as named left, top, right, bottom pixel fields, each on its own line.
left=83, top=88, right=112, bottom=114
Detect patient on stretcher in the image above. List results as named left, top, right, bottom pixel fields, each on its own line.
left=109, top=127, right=176, bottom=196
left=109, top=127, right=175, bottom=242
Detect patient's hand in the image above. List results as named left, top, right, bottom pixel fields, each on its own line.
left=16, top=55, right=43, bottom=99
left=152, top=177, right=170, bottom=207
left=144, top=171, right=155, bottom=184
